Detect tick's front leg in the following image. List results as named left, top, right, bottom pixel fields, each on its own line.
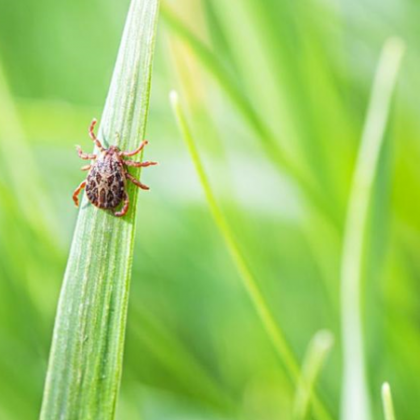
left=125, top=171, right=150, bottom=190
left=72, top=180, right=87, bottom=207
left=124, top=159, right=158, bottom=168
left=76, top=145, right=96, bottom=160
left=120, top=140, right=148, bottom=157
left=114, top=192, right=129, bottom=217
left=89, top=118, right=105, bottom=151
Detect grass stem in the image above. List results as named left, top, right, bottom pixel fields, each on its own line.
left=382, top=383, right=396, bottom=420
left=294, top=330, right=334, bottom=420
left=339, top=38, right=405, bottom=420
left=170, top=90, right=333, bottom=420
left=39, top=1, right=160, bottom=418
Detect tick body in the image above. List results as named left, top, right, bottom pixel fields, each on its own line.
left=72, top=119, right=157, bottom=217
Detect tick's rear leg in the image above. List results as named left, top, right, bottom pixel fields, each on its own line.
left=124, top=159, right=158, bottom=168
left=76, top=145, right=96, bottom=160
left=120, top=140, right=148, bottom=157
left=114, top=192, right=129, bottom=217
left=72, top=180, right=86, bottom=207
left=126, top=172, right=150, bottom=190
left=89, top=118, right=105, bottom=151
left=81, top=164, right=91, bottom=171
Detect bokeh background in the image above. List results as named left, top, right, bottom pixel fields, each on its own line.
left=0, top=0, right=418, bottom=419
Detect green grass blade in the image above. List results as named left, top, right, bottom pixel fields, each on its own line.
left=294, top=330, right=334, bottom=420
left=162, top=7, right=340, bottom=228
left=0, top=60, right=59, bottom=245
left=382, top=383, right=396, bottom=420
left=39, top=0, right=160, bottom=419
left=340, top=38, right=405, bottom=420
left=170, top=90, right=333, bottom=420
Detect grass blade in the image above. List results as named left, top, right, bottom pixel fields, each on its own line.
left=340, top=38, right=405, bottom=420
left=381, top=383, right=396, bottom=420
left=162, top=6, right=339, bottom=228
left=293, top=330, right=334, bottom=420
left=0, top=60, right=59, bottom=244
left=39, top=0, right=160, bottom=419
left=170, top=90, right=332, bottom=420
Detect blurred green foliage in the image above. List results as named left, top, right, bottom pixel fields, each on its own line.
left=0, top=0, right=418, bottom=419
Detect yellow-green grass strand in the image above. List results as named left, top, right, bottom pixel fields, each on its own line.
left=164, top=5, right=341, bottom=320
left=0, top=60, right=59, bottom=247
left=340, top=38, right=405, bottom=420
left=382, top=383, right=396, bottom=420
left=170, top=90, right=333, bottom=420
left=162, top=6, right=341, bottom=229
left=294, top=330, right=334, bottom=420
left=39, top=0, right=160, bottom=419
left=0, top=59, right=62, bottom=373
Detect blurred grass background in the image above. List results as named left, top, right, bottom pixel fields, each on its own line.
left=0, top=0, right=418, bottom=419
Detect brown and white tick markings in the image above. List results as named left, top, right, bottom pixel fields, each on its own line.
left=72, top=118, right=157, bottom=217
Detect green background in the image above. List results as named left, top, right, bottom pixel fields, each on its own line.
left=0, top=0, right=418, bottom=419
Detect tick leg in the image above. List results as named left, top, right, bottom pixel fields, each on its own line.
left=89, top=118, right=105, bottom=151
left=72, top=180, right=87, bottom=207
left=114, top=192, right=129, bottom=217
left=76, top=145, right=96, bottom=160
left=125, top=171, right=150, bottom=190
left=124, top=159, right=158, bottom=168
left=120, top=140, right=148, bottom=157
left=81, top=164, right=91, bottom=171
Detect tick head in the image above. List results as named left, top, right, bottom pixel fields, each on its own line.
left=106, top=145, right=120, bottom=155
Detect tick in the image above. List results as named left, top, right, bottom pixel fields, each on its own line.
left=72, top=118, right=157, bottom=217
